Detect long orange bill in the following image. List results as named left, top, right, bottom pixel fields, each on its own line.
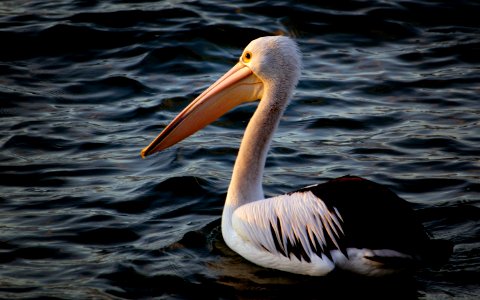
left=141, top=62, right=263, bottom=158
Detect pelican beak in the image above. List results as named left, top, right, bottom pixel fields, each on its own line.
left=141, top=63, right=263, bottom=158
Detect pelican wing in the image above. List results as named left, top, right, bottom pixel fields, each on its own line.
left=231, top=190, right=346, bottom=262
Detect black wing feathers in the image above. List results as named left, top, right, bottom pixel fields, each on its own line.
left=296, top=176, right=431, bottom=256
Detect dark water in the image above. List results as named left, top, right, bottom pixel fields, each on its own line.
left=1, top=0, right=479, bottom=299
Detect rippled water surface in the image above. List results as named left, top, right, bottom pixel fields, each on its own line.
left=1, top=0, right=479, bottom=299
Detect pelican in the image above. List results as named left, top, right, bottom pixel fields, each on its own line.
left=141, top=36, right=452, bottom=276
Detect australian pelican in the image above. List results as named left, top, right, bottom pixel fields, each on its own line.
left=141, top=36, right=452, bottom=276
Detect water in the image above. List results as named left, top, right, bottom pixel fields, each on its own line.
left=1, top=0, right=479, bottom=298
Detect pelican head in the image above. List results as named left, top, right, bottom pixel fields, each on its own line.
left=141, top=36, right=301, bottom=158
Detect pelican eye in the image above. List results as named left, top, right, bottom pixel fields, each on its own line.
left=243, top=51, right=252, bottom=63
